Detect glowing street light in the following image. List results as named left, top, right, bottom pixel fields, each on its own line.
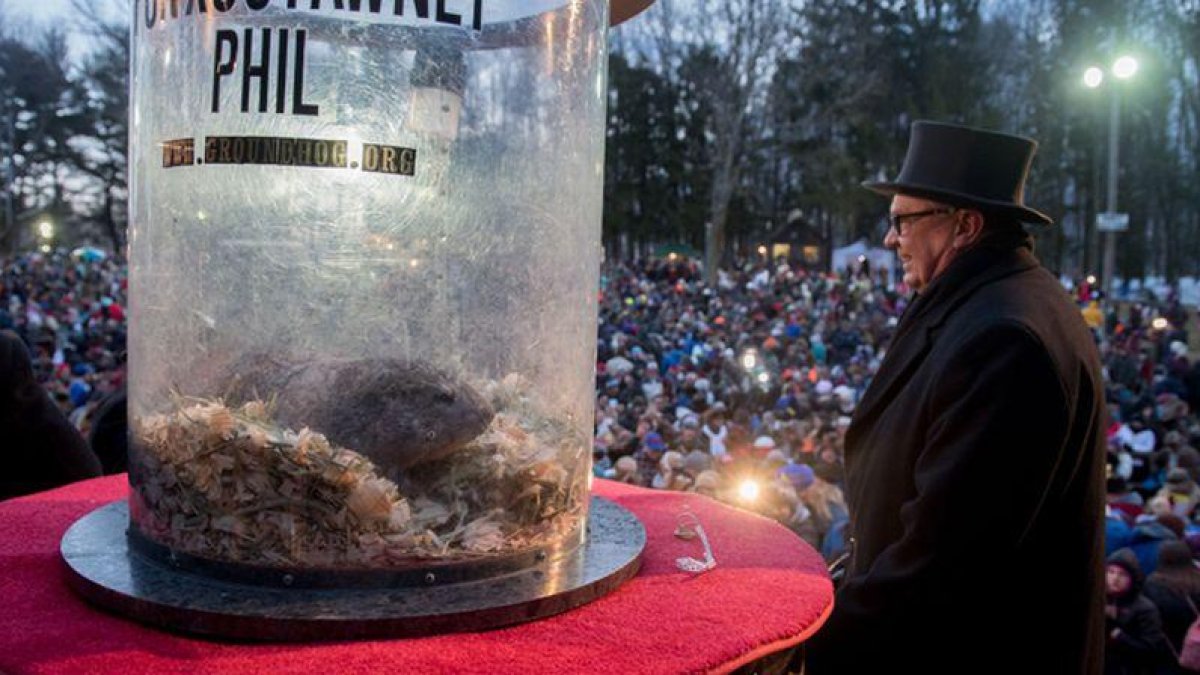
left=1083, top=53, right=1139, bottom=296
left=741, top=352, right=757, bottom=370
left=37, top=220, right=54, bottom=240
left=1112, top=55, right=1138, bottom=79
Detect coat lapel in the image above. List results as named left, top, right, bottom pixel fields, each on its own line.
left=846, top=331, right=927, bottom=444
left=846, top=244, right=1040, bottom=454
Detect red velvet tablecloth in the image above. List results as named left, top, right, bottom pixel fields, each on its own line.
left=0, top=476, right=832, bottom=674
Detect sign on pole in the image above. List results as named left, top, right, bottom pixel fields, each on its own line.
left=1097, top=212, right=1130, bottom=232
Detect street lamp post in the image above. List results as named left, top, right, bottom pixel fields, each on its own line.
left=1084, top=55, right=1138, bottom=297
left=1102, top=74, right=1120, bottom=298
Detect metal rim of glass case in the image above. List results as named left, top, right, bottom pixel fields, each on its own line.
left=60, top=496, right=646, bottom=641
left=122, top=518, right=586, bottom=590
left=231, top=1, right=656, bottom=51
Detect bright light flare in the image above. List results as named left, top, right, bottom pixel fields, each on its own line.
left=1086, top=275, right=1097, bottom=285
left=1152, top=317, right=1169, bottom=331
left=1113, top=56, right=1138, bottom=80
left=742, top=352, right=757, bottom=370
left=37, top=221, right=54, bottom=239
left=1083, top=66, right=1104, bottom=88
left=737, top=479, right=760, bottom=503
left=757, top=372, right=770, bottom=384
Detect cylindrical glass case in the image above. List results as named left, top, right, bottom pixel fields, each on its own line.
left=127, top=0, right=606, bottom=575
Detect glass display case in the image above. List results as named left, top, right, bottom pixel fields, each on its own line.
left=126, top=0, right=609, bottom=576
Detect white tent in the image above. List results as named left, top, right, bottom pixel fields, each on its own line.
left=831, top=239, right=895, bottom=280
left=1180, top=277, right=1199, bottom=308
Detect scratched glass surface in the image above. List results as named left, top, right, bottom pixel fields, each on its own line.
left=127, top=0, right=607, bottom=571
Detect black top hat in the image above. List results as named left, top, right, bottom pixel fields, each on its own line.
left=863, top=121, right=1053, bottom=225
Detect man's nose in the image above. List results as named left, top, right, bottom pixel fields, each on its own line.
left=883, top=226, right=899, bottom=249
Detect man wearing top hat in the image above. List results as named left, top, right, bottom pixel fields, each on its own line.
left=803, top=122, right=1105, bottom=673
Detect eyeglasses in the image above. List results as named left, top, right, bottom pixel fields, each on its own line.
left=888, top=207, right=957, bottom=236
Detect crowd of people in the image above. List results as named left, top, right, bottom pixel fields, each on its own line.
left=1098, top=293, right=1200, bottom=672
left=591, top=256, right=899, bottom=561
left=1, top=250, right=127, bottom=449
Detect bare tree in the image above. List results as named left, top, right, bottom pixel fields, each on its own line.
left=629, top=0, right=794, bottom=282
left=69, top=0, right=129, bottom=252
left=0, top=22, right=79, bottom=252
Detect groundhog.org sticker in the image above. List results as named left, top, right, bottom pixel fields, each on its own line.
left=162, top=136, right=415, bottom=176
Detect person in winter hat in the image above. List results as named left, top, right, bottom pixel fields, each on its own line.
left=1143, top=540, right=1200, bottom=660
left=1155, top=468, right=1200, bottom=520
left=1105, top=547, right=1171, bottom=674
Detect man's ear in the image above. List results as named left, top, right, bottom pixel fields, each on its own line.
left=954, top=209, right=985, bottom=248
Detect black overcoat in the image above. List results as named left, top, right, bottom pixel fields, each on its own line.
left=805, top=239, right=1106, bottom=674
